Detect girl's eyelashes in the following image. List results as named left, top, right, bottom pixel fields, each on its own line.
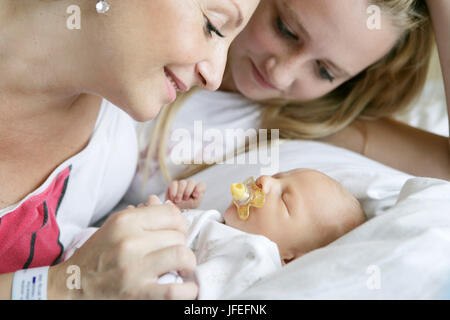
left=275, top=16, right=298, bottom=41
left=317, top=62, right=335, bottom=83
left=204, top=16, right=225, bottom=38
left=274, top=13, right=336, bottom=84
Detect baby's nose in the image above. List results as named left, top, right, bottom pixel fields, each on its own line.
left=257, top=175, right=273, bottom=193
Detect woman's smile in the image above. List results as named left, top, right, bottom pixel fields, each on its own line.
left=164, top=67, right=188, bottom=104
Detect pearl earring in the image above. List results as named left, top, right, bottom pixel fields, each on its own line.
left=96, top=0, right=110, bottom=14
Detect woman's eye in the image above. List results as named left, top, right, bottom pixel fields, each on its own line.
left=276, top=17, right=298, bottom=41
left=204, top=16, right=224, bottom=38
left=317, top=62, right=335, bottom=83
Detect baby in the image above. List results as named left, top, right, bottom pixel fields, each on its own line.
left=64, top=168, right=366, bottom=299
left=166, top=168, right=366, bottom=265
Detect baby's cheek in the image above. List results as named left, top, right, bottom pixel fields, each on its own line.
left=223, top=203, right=237, bottom=224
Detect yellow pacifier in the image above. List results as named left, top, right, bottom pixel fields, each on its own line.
left=230, top=177, right=265, bottom=220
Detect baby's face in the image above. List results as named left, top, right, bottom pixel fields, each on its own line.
left=224, top=169, right=364, bottom=264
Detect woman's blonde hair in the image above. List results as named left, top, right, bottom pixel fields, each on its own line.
left=142, top=0, right=434, bottom=186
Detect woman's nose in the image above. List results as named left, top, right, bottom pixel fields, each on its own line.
left=195, top=43, right=228, bottom=91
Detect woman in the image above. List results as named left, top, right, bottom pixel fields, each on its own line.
left=0, top=0, right=259, bottom=299
left=139, top=0, right=448, bottom=195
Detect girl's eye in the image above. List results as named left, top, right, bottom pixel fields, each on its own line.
left=204, top=16, right=224, bottom=38
left=317, top=62, right=335, bottom=83
left=276, top=16, right=298, bottom=41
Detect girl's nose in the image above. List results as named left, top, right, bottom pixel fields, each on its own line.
left=266, top=50, right=309, bottom=90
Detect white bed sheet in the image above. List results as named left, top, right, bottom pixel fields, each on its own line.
left=173, top=140, right=450, bottom=299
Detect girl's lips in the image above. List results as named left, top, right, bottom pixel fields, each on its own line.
left=250, top=60, right=278, bottom=90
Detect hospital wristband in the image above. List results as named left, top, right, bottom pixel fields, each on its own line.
left=11, top=266, right=49, bottom=300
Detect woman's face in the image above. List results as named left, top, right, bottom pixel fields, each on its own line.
left=223, top=0, right=400, bottom=102
left=86, top=0, right=259, bottom=121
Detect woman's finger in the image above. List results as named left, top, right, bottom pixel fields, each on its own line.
left=108, top=203, right=188, bottom=235
left=144, top=245, right=197, bottom=279
left=147, top=194, right=162, bottom=206
left=116, top=230, right=187, bottom=256
left=183, top=179, right=197, bottom=200
left=142, top=282, right=198, bottom=300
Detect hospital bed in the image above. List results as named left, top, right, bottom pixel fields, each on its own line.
left=177, top=54, right=450, bottom=299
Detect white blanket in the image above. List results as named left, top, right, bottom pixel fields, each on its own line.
left=182, top=209, right=281, bottom=300
left=174, top=140, right=450, bottom=299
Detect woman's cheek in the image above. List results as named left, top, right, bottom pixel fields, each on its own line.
left=164, top=24, right=204, bottom=63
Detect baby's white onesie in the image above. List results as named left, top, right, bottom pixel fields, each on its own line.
left=161, top=209, right=282, bottom=299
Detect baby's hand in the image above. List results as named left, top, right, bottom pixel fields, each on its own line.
left=165, top=179, right=206, bottom=210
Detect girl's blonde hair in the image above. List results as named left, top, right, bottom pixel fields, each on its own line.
left=142, top=0, right=434, bottom=186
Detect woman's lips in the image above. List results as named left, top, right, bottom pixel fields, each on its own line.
left=250, top=60, right=278, bottom=90
left=164, top=67, right=188, bottom=103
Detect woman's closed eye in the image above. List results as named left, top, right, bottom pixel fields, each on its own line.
left=204, top=16, right=225, bottom=38
left=275, top=16, right=298, bottom=41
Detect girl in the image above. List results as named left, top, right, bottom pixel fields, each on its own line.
left=134, top=0, right=448, bottom=205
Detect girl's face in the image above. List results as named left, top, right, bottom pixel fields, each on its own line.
left=223, top=0, right=400, bottom=102
left=84, top=0, right=259, bottom=121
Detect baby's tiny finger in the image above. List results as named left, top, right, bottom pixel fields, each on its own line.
left=193, top=182, right=206, bottom=197
left=176, top=180, right=187, bottom=202
left=169, top=181, right=178, bottom=200
left=183, top=179, right=197, bottom=200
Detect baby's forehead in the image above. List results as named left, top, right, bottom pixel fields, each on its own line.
left=276, top=169, right=344, bottom=195
left=276, top=168, right=334, bottom=182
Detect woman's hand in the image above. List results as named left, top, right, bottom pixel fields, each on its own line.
left=48, top=195, right=198, bottom=299
left=165, top=179, right=206, bottom=210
